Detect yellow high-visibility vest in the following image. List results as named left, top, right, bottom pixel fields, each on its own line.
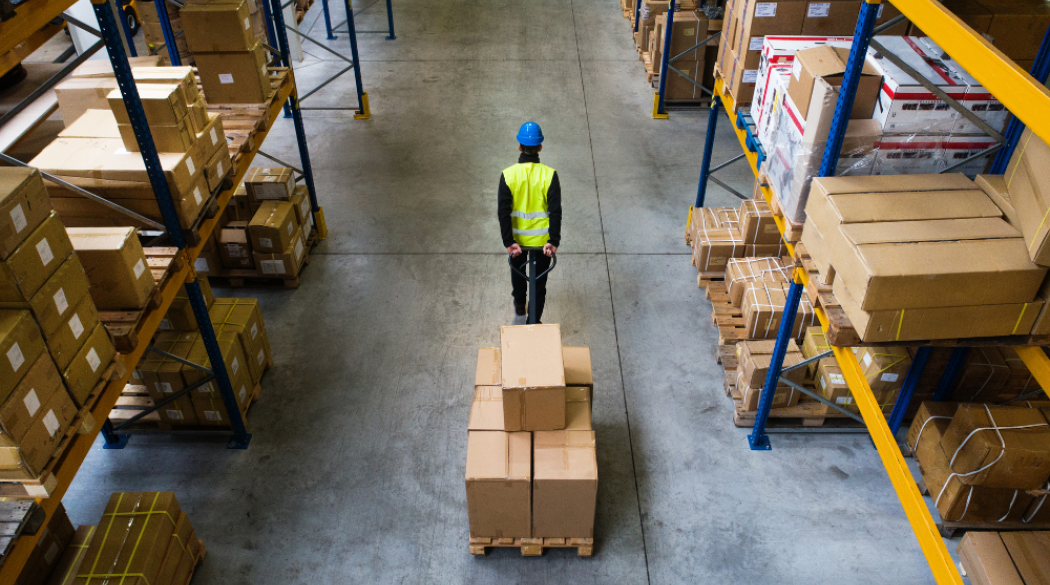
left=503, top=162, right=555, bottom=247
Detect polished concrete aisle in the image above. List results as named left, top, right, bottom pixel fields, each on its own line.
left=65, top=0, right=939, bottom=582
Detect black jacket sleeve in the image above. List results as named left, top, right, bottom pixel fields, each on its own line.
left=547, top=172, right=562, bottom=247
left=498, top=174, right=514, bottom=248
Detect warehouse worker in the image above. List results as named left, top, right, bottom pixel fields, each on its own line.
left=498, top=121, right=562, bottom=322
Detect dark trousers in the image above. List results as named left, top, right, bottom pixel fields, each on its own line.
left=511, top=250, right=551, bottom=322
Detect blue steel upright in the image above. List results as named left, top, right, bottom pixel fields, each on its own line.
left=990, top=24, right=1050, bottom=173
left=748, top=280, right=803, bottom=450
left=887, top=347, right=930, bottom=435
left=654, top=0, right=677, bottom=116
left=933, top=348, right=970, bottom=401
left=695, top=99, right=721, bottom=207
left=384, top=0, right=396, bottom=39
left=152, top=0, right=181, bottom=65
left=634, top=0, right=642, bottom=33
left=322, top=0, right=339, bottom=39
left=268, top=0, right=324, bottom=219
left=343, top=0, right=367, bottom=111
left=91, top=0, right=251, bottom=449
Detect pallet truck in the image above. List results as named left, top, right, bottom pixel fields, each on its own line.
left=508, top=247, right=557, bottom=325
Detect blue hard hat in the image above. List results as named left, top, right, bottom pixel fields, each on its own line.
left=516, top=121, right=544, bottom=147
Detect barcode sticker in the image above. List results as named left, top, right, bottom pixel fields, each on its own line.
left=836, top=396, right=853, bottom=405
left=273, top=260, right=286, bottom=274
left=86, top=347, right=101, bottom=372
left=43, top=410, right=60, bottom=436
left=219, top=73, right=235, bottom=84
left=881, top=373, right=899, bottom=382
left=877, top=3, right=884, bottom=17
left=244, top=16, right=250, bottom=29
left=863, top=352, right=872, bottom=367
left=206, top=410, right=220, bottom=422
left=134, top=258, right=146, bottom=278
left=261, top=260, right=275, bottom=274
left=807, top=2, right=830, bottom=17
left=7, top=342, right=24, bottom=372
left=53, top=287, right=68, bottom=315
left=232, top=357, right=240, bottom=375
left=69, top=313, right=84, bottom=339
left=251, top=323, right=258, bottom=339
left=217, top=161, right=224, bottom=176
left=829, top=374, right=846, bottom=384
left=755, top=3, right=777, bottom=16
left=23, top=389, right=40, bottom=417
left=792, top=59, right=802, bottom=80
left=36, top=238, right=53, bottom=266
left=749, top=36, right=764, bottom=51
left=264, top=176, right=278, bottom=182
left=10, top=204, right=26, bottom=233
left=742, top=70, right=758, bottom=83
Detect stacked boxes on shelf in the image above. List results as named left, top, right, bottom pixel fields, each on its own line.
left=957, top=530, right=1050, bottom=584
left=53, top=56, right=162, bottom=126
left=0, top=168, right=117, bottom=483
left=687, top=191, right=787, bottom=281
left=12, top=504, right=75, bottom=585
left=182, top=0, right=272, bottom=104
left=139, top=1, right=193, bottom=65
left=466, top=325, right=598, bottom=545
left=651, top=10, right=717, bottom=100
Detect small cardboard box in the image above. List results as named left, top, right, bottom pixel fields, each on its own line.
left=43, top=296, right=99, bottom=371
left=62, top=323, right=115, bottom=406
left=107, top=85, right=188, bottom=127
left=500, top=325, right=567, bottom=432
left=194, top=40, right=270, bottom=104
left=0, top=353, right=63, bottom=446
left=179, top=0, right=255, bottom=53
left=204, top=144, right=233, bottom=192
left=218, top=221, right=254, bottom=270
left=78, top=492, right=182, bottom=585
left=131, top=66, right=199, bottom=104
left=725, top=257, right=790, bottom=307
left=737, top=339, right=805, bottom=410
left=940, top=404, right=1050, bottom=489
left=800, top=325, right=833, bottom=378
left=137, top=332, right=195, bottom=402
left=468, top=385, right=505, bottom=431
left=739, top=198, right=779, bottom=244
left=116, top=118, right=195, bottom=154
left=211, top=300, right=271, bottom=386
left=248, top=201, right=298, bottom=253
left=159, top=395, right=199, bottom=426
left=182, top=328, right=248, bottom=394
left=854, top=346, right=910, bottom=393
left=67, top=227, right=155, bottom=310
left=0, top=213, right=73, bottom=303
left=692, top=227, right=745, bottom=272
left=905, top=401, right=958, bottom=455
left=15, top=254, right=91, bottom=337
left=817, top=362, right=851, bottom=412
left=562, top=346, right=593, bottom=389
left=465, top=431, right=532, bottom=538
left=532, top=430, right=598, bottom=538
left=252, top=226, right=306, bottom=277
left=475, top=347, right=500, bottom=386
left=787, top=45, right=880, bottom=121
left=0, top=310, right=46, bottom=403
left=0, top=387, right=76, bottom=477
left=54, top=78, right=120, bottom=127
left=162, top=280, right=214, bottom=333
left=564, top=387, right=593, bottom=431
left=0, top=168, right=53, bottom=260
left=244, top=167, right=296, bottom=203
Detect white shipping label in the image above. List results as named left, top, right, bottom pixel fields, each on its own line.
left=132, top=370, right=141, bottom=380
left=251, top=323, right=258, bottom=339
left=219, top=73, right=235, bottom=84
left=755, top=2, right=777, bottom=16
left=239, top=385, right=247, bottom=402
left=749, top=36, right=764, bottom=51
left=263, top=176, right=278, bottom=182
left=195, top=258, right=210, bottom=272
left=45, top=542, right=60, bottom=565
left=160, top=318, right=172, bottom=331
left=877, top=4, right=884, bottom=17
left=862, top=352, right=872, bottom=367
left=261, top=260, right=274, bottom=274
left=286, top=222, right=293, bottom=235
left=232, top=356, right=240, bottom=375
left=819, top=376, right=826, bottom=390
left=186, top=158, right=196, bottom=175
left=273, top=260, right=286, bottom=274
left=742, top=70, right=758, bottom=83
left=167, top=409, right=184, bottom=420
left=301, top=200, right=310, bottom=219
left=227, top=244, right=242, bottom=258
left=257, top=348, right=265, bottom=365
left=881, top=373, right=899, bottom=382
left=194, top=187, right=203, bottom=205
left=835, top=396, right=853, bottom=405
left=217, top=161, right=225, bottom=176
left=157, top=382, right=173, bottom=394
left=7, top=342, right=24, bottom=372
left=10, top=204, right=27, bottom=233
left=53, top=287, right=68, bottom=315
left=23, top=389, right=40, bottom=417
left=294, top=238, right=304, bottom=260
left=244, top=16, right=250, bottom=29
left=807, top=2, right=830, bottom=17
left=792, top=59, right=803, bottom=80
left=210, top=128, right=218, bottom=145
left=43, top=410, right=60, bottom=436
left=134, top=258, right=146, bottom=279
left=36, top=238, right=53, bottom=267
left=205, top=410, right=220, bottom=422
left=86, top=347, right=101, bottom=372
left=829, top=374, right=846, bottom=385
left=259, top=237, right=273, bottom=249
left=69, top=313, right=84, bottom=339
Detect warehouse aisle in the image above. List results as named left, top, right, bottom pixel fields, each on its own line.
left=65, top=0, right=938, bottom=582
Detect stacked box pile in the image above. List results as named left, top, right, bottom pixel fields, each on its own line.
left=133, top=295, right=272, bottom=427
left=181, top=0, right=272, bottom=104
left=466, top=325, right=598, bottom=543
left=957, top=530, right=1050, bottom=584
left=687, top=189, right=787, bottom=280
left=628, top=0, right=720, bottom=101
left=139, top=2, right=193, bottom=65
left=208, top=167, right=313, bottom=280
left=907, top=402, right=1050, bottom=525
left=0, top=169, right=118, bottom=482
left=35, top=67, right=231, bottom=230
left=53, top=56, right=162, bottom=126
left=11, top=504, right=75, bottom=585
left=796, top=326, right=911, bottom=414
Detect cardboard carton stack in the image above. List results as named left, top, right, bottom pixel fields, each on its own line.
left=466, top=325, right=598, bottom=544
left=688, top=191, right=787, bottom=280
left=907, top=402, right=1050, bottom=525
left=12, top=504, right=75, bottom=585
left=182, top=0, right=271, bottom=104
left=957, top=530, right=1050, bottom=584
left=139, top=2, right=193, bottom=65
left=54, top=56, right=162, bottom=126
left=650, top=10, right=717, bottom=100
left=801, top=173, right=1050, bottom=342
left=35, top=67, right=231, bottom=230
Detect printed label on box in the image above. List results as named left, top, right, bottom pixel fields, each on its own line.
left=186, top=158, right=195, bottom=175
left=206, top=410, right=220, bottom=422
left=239, top=385, right=247, bottom=402
left=294, top=238, right=304, bottom=260
left=195, top=258, right=210, bottom=272
left=86, top=347, right=101, bottom=372
left=69, top=313, right=84, bottom=339
left=167, top=409, right=184, bottom=420
left=877, top=4, right=884, bottom=17
left=232, top=357, right=240, bottom=375
left=286, top=223, right=293, bottom=235
left=23, top=389, right=40, bottom=417
left=134, top=259, right=146, bottom=279
left=259, top=237, right=273, bottom=249
left=743, top=70, right=758, bottom=83
left=863, top=353, right=872, bottom=367
left=53, top=287, right=68, bottom=315
left=43, top=410, right=59, bottom=436
left=792, top=59, right=802, bottom=80
left=749, top=36, right=764, bottom=51
left=36, top=238, right=53, bottom=267
left=194, top=187, right=202, bottom=205
left=157, top=382, right=172, bottom=394
left=273, top=259, right=286, bottom=274
left=227, top=244, right=242, bottom=258
left=755, top=3, right=777, bottom=17
left=10, top=204, right=26, bottom=233
left=219, top=74, right=235, bottom=84
left=835, top=396, right=853, bottom=405
left=807, top=3, right=830, bottom=17
left=881, top=373, right=899, bottom=382
left=210, top=128, right=218, bottom=145
left=251, top=323, right=258, bottom=339
left=159, top=318, right=172, bottom=331
left=217, top=161, right=225, bottom=176
left=7, top=342, right=24, bottom=372
left=257, top=348, right=265, bottom=365
left=829, top=374, right=845, bottom=384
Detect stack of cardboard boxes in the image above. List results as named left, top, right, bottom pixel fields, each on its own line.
left=11, top=504, right=76, bottom=585
left=466, top=325, right=598, bottom=545
left=0, top=168, right=117, bottom=483
left=651, top=10, right=718, bottom=100
left=37, top=67, right=231, bottom=230
left=139, top=2, right=193, bottom=65
left=798, top=326, right=911, bottom=414
left=181, top=0, right=272, bottom=104
left=53, top=56, right=162, bottom=126
left=957, top=530, right=1050, bottom=584
left=688, top=193, right=786, bottom=278
left=908, top=402, right=1050, bottom=525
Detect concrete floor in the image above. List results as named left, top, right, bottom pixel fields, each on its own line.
left=64, top=0, right=949, bottom=582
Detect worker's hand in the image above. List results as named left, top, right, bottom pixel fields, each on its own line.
left=543, top=244, right=557, bottom=257
left=507, top=244, right=522, bottom=257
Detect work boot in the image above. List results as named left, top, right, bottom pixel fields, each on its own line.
left=514, top=302, right=526, bottom=316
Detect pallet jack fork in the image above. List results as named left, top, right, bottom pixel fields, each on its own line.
left=507, top=248, right=557, bottom=325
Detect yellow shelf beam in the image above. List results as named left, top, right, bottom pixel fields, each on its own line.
left=714, top=79, right=963, bottom=584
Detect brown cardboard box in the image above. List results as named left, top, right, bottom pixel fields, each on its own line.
left=855, top=346, right=910, bottom=393
left=563, top=346, right=593, bottom=389
left=730, top=0, right=807, bottom=68
left=289, top=186, right=313, bottom=233
left=252, top=226, right=306, bottom=277
left=957, top=532, right=1043, bottom=585
left=532, top=430, right=598, bottom=538
left=116, top=118, right=195, bottom=154
left=468, top=385, right=505, bottom=431
left=817, top=362, right=853, bottom=413
left=740, top=281, right=818, bottom=340
left=725, top=48, right=756, bottom=104
left=153, top=511, right=195, bottom=585
left=786, top=46, right=880, bottom=121
left=162, top=279, right=214, bottom=332
left=58, top=108, right=121, bottom=140
left=725, top=257, right=790, bottom=307
left=190, top=368, right=253, bottom=426
left=44, top=295, right=99, bottom=371
left=800, top=326, right=834, bottom=378
left=77, top=492, right=182, bottom=585
left=49, top=180, right=207, bottom=230
left=1004, top=128, right=1050, bottom=266
left=976, top=174, right=1018, bottom=229
left=0, top=387, right=76, bottom=477
left=475, top=347, right=500, bottom=386
left=692, top=226, right=746, bottom=272
left=0, top=213, right=74, bottom=303
left=660, top=11, right=708, bottom=62
left=54, top=78, right=120, bottom=126
left=195, top=244, right=220, bottom=277
left=46, top=525, right=96, bottom=585
left=210, top=298, right=271, bottom=385
left=941, top=404, right=1050, bottom=489
left=0, top=353, right=62, bottom=446
left=182, top=327, right=248, bottom=393
left=955, top=347, right=1011, bottom=402
left=62, top=323, right=115, bottom=406
left=906, top=401, right=958, bottom=457
left=67, top=227, right=156, bottom=310
left=737, top=339, right=805, bottom=410
left=16, top=505, right=75, bottom=585
left=180, top=0, right=255, bottom=52
left=739, top=198, right=779, bottom=244
left=248, top=201, right=298, bottom=253
left=218, top=221, right=254, bottom=269
left=132, top=67, right=200, bottom=104
left=205, top=144, right=233, bottom=192
left=194, top=40, right=270, bottom=104
left=664, top=59, right=706, bottom=101
left=0, top=168, right=53, bottom=260
left=244, top=167, right=296, bottom=203
left=0, top=310, right=46, bottom=402
left=500, top=324, right=567, bottom=432
left=564, top=387, right=592, bottom=430
left=2, top=254, right=90, bottom=341
left=465, top=431, right=532, bottom=538
left=137, top=333, right=196, bottom=418
left=800, top=0, right=861, bottom=35
left=107, top=85, right=188, bottom=128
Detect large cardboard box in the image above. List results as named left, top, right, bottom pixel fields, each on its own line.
left=854, top=346, right=910, bottom=393
left=116, top=118, right=195, bottom=154
left=30, top=138, right=200, bottom=197
left=44, top=295, right=99, bottom=371
left=475, top=347, right=500, bottom=386
left=739, top=198, right=779, bottom=244
left=470, top=385, right=591, bottom=432
left=162, top=279, right=214, bottom=332
left=0, top=387, right=76, bottom=478
left=76, top=492, right=183, bottom=585
left=0, top=353, right=63, bottom=447
left=562, top=346, right=593, bottom=389
left=252, top=225, right=306, bottom=277
left=532, top=430, right=598, bottom=538
left=15, top=505, right=75, bottom=585
left=465, top=431, right=531, bottom=538
left=958, top=531, right=1050, bottom=585
left=67, top=227, right=156, bottom=310
left=137, top=332, right=196, bottom=423
left=1004, top=128, right=1050, bottom=266
left=0, top=168, right=53, bottom=260
left=46, top=524, right=96, bottom=585
left=0, top=310, right=46, bottom=402
left=209, top=298, right=272, bottom=385
left=941, top=404, right=1050, bottom=489
left=500, top=325, right=567, bottom=432
left=218, top=221, right=254, bottom=270
left=107, top=85, right=188, bottom=127
left=728, top=0, right=807, bottom=69
left=248, top=201, right=298, bottom=253
left=800, top=325, right=834, bottom=378
left=194, top=40, right=270, bottom=104
left=0, top=213, right=73, bottom=303
left=179, top=0, right=255, bottom=52
left=54, top=78, right=120, bottom=126
left=786, top=45, right=880, bottom=121
left=244, top=167, right=296, bottom=203
left=62, top=323, right=115, bottom=406
left=692, top=226, right=745, bottom=272
left=869, top=36, right=964, bottom=134
left=905, top=401, right=958, bottom=455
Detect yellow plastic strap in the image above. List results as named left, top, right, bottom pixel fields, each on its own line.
left=59, top=526, right=97, bottom=585
left=1012, top=303, right=1029, bottom=335
left=1006, top=131, right=1034, bottom=189
left=896, top=309, right=905, bottom=341
left=84, top=493, right=124, bottom=581
left=83, top=493, right=177, bottom=584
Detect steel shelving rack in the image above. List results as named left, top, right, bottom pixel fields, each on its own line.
left=0, top=0, right=327, bottom=579
left=695, top=0, right=1050, bottom=582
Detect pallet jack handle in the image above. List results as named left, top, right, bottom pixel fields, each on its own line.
left=507, top=247, right=557, bottom=325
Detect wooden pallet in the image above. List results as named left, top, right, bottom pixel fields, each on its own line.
left=98, top=248, right=185, bottom=354
left=210, top=253, right=310, bottom=289
left=108, top=380, right=265, bottom=433
left=696, top=270, right=725, bottom=289
left=0, top=359, right=125, bottom=498
left=731, top=395, right=865, bottom=428
left=705, top=281, right=753, bottom=346
left=469, top=536, right=593, bottom=557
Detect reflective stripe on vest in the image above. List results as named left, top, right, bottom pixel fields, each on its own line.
left=503, top=162, right=555, bottom=247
